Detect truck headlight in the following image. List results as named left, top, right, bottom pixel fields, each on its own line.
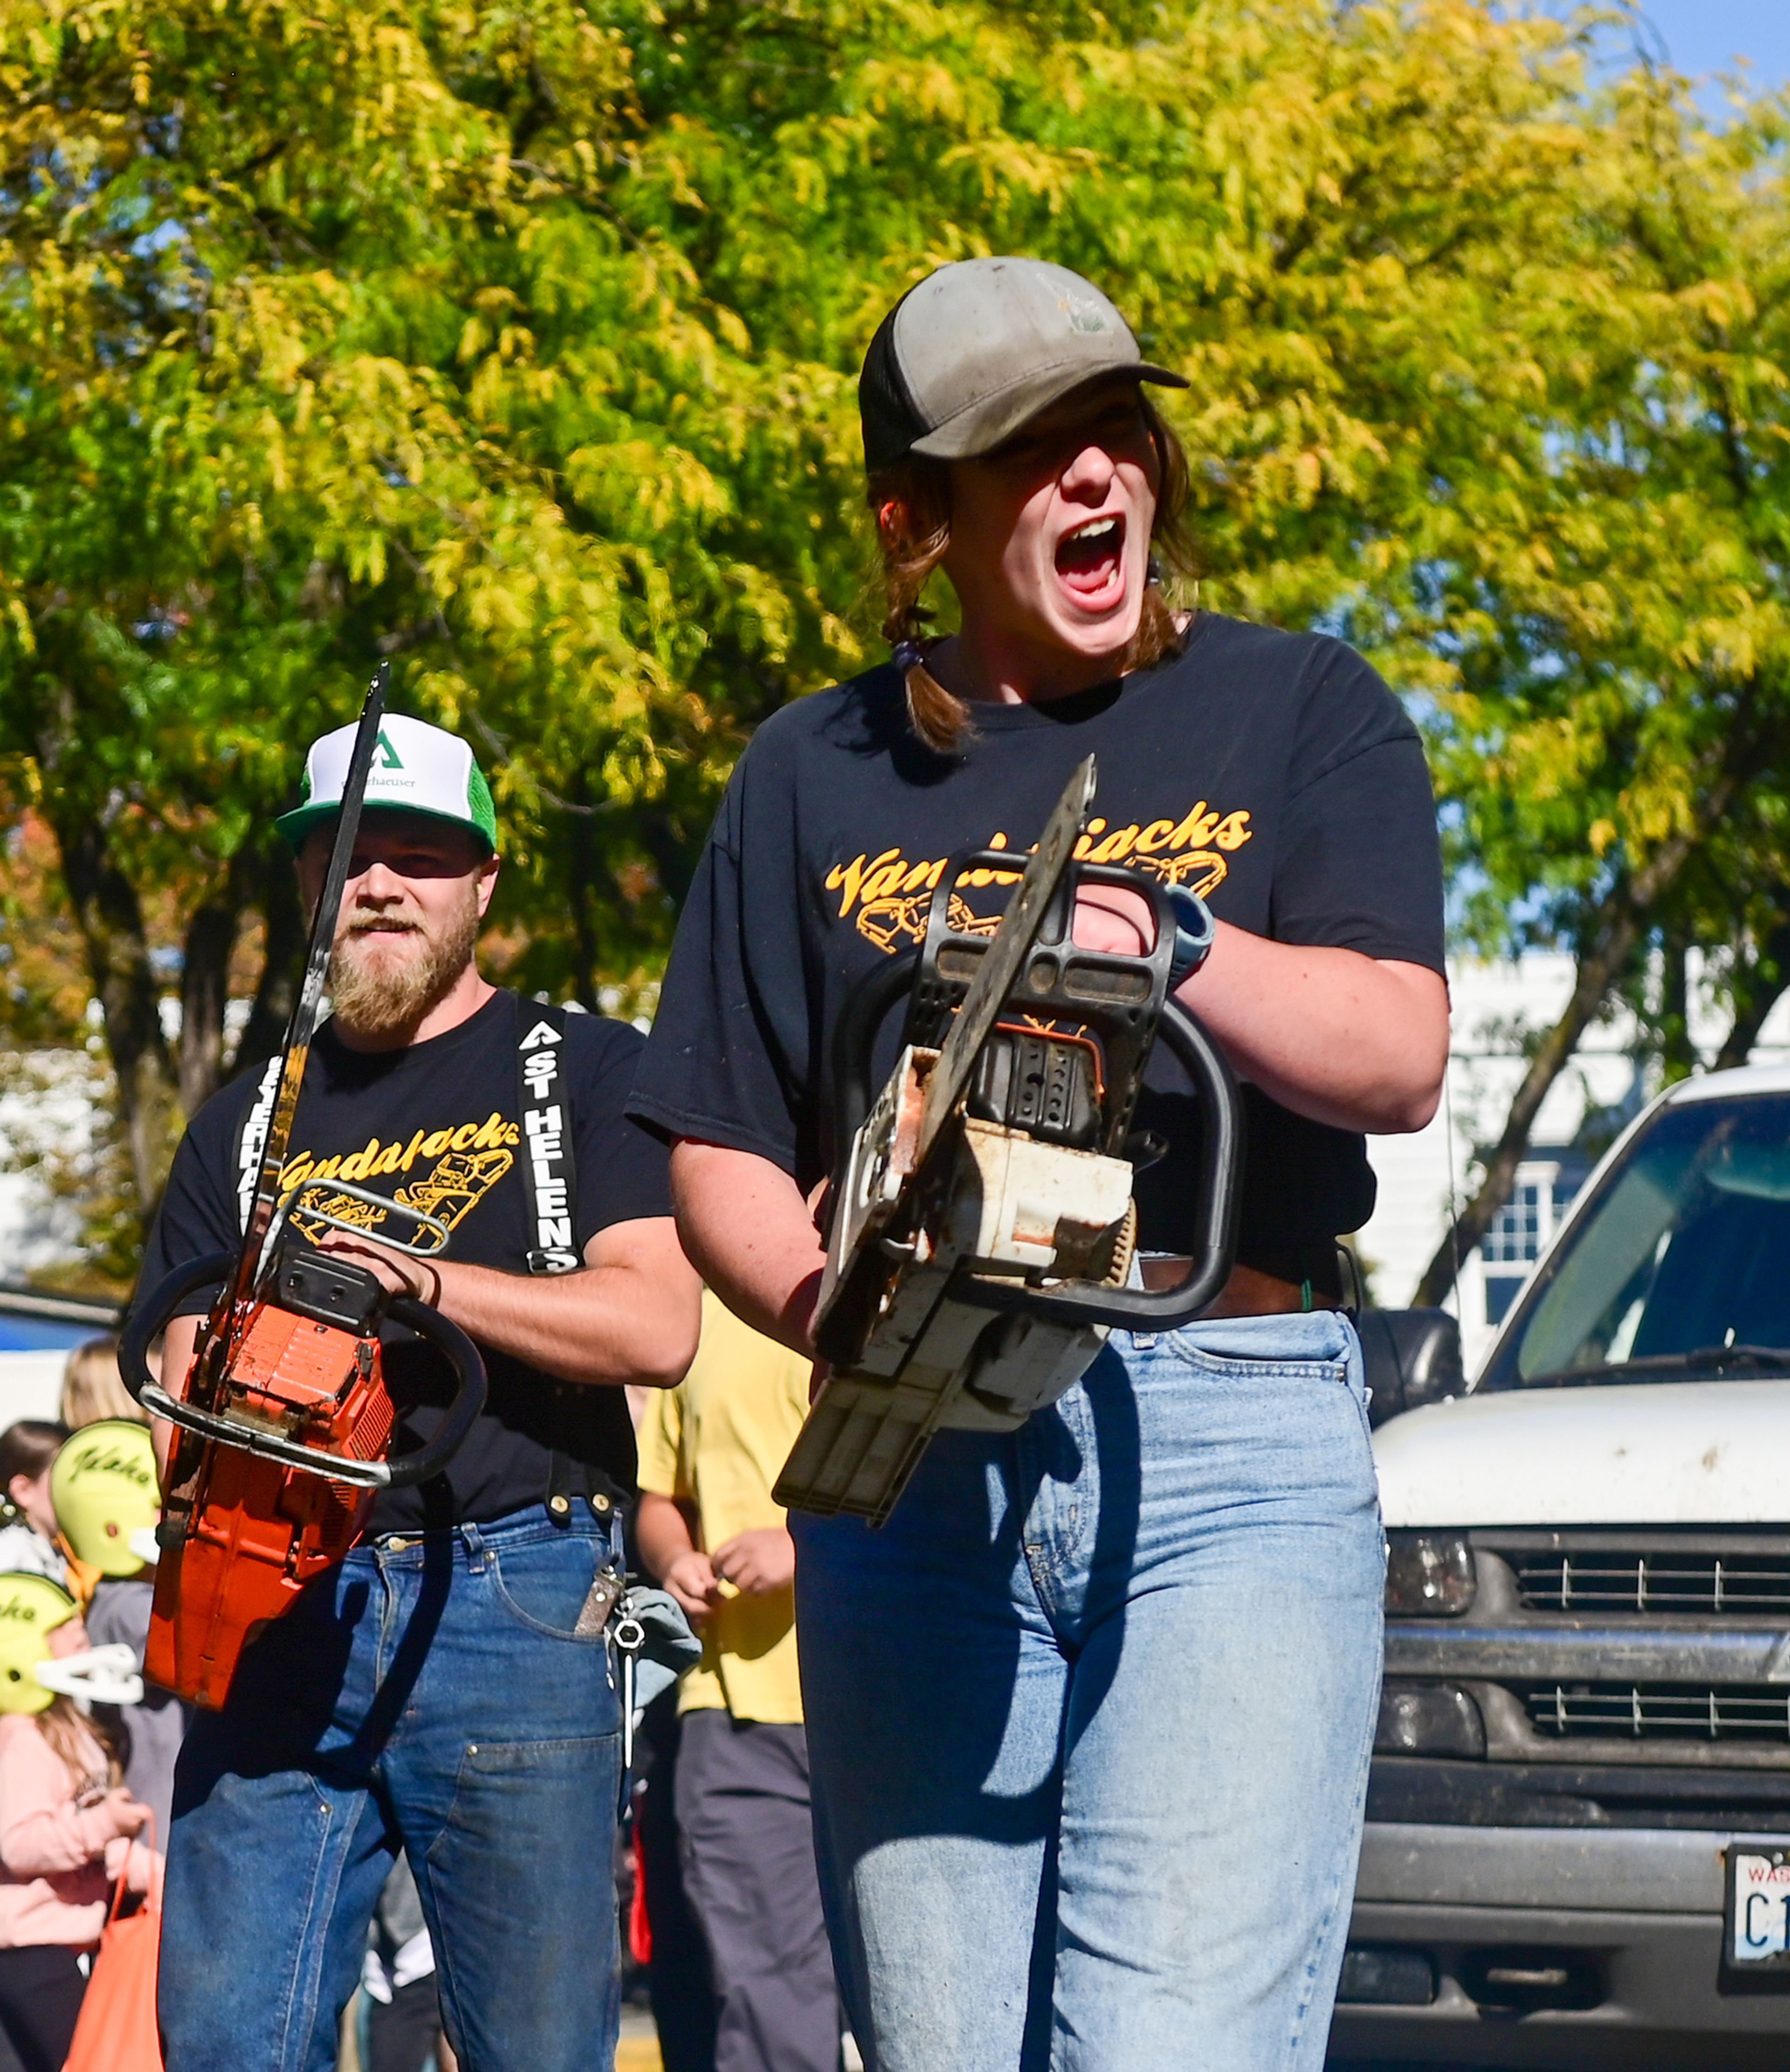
left=1376, top=1680, right=1487, bottom=1759
left=1384, top=1531, right=1476, bottom=1616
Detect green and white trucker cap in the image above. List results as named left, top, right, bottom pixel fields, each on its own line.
left=277, top=714, right=498, bottom=854
left=859, top=257, right=1188, bottom=473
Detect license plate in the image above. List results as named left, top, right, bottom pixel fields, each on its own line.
left=1726, top=1843, right=1790, bottom=1973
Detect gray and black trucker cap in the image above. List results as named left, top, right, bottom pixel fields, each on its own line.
left=860, top=257, right=1187, bottom=473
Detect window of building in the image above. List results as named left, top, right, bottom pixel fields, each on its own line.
left=1482, top=1183, right=1543, bottom=1266
left=1480, top=1163, right=1587, bottom=1327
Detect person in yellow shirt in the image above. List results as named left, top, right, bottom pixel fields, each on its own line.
left=635, top=1293, right=840, bottom=2072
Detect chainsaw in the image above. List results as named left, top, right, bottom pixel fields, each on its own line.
left=120, top=666, right=488, bottom=1708
left=773, top=755, right=1242, bottom=1527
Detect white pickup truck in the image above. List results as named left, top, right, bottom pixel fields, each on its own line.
left=1331, top=1066, right=1790, bottom=2070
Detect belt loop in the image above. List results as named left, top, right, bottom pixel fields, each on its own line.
left=461, top=1523, right=488, bottom=1573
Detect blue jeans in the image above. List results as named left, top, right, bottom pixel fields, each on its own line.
left=159, top=1505, right=623, bottom=2072
left=793, top=1311, right=1385, bottom=2072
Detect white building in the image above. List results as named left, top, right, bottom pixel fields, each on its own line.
left=1362, top=954, right=1790, bottom=1370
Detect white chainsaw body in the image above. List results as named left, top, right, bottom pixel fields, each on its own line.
left=780, top=1044, right=1136, bottom=1521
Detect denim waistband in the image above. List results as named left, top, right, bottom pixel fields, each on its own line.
left=352, top=1501, right=616, bottom=1567
left=1132, top=1307, right=1358, bottom=1364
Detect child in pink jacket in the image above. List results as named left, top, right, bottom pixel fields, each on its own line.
left=0, top=1617, right=159, bottom=2072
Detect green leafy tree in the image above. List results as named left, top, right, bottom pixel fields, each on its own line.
left=3, top=0, right=1789, bottom=1290
left=1411, top=70, right=1790, bottom=1302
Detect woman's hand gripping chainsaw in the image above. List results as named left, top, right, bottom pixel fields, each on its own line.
left=774, top=755, right=1244, bottom=1528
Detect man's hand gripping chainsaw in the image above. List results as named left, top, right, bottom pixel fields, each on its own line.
left=774, top=756, right=1243, bottom=1527
left=119, top=668, right=487, bottom=1709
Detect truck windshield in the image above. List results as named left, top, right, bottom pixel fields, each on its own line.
left=1481, top=1093, right=1790, bottom=1390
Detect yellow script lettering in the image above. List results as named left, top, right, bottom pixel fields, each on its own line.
left=1170, top=803, right=1220, bottom=848
left=1089, top=825, right=1140, bottom=863
left=339, top=1137, right=382, bottom=1183
left=826, top=849, right=901, bottom=918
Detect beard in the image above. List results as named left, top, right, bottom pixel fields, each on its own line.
left=327, top=885, right=482, bottom=1041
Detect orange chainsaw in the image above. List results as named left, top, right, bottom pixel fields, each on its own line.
left=120, top=667, right=488, bottom=1709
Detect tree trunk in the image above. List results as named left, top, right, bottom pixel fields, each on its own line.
left=1414, top=745, right=1751, bottom=1309
left=1713, top=904, right=1790, bottom=1071
left=1658, top=923, right=1697, bottom=1085
left=178, top=886, right=241, bottom=1116
left=34, top=784, right=179, bottom=1230
left=234, top=840, right=306, bottom=1073
left=566, top=779, right=603, bottom=1013
left=1413, top=918, right=1641, bottom=1308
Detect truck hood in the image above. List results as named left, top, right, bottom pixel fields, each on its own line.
left=1373, top=1379, right=1790, bottom=1526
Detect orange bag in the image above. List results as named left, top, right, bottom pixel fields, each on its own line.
left=64, top=1845, right=164, bottom=2072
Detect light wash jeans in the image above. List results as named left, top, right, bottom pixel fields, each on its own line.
left=792, top=1310, right=1385, bottom=2072
left=159, top=1504, right=624, bottom=2072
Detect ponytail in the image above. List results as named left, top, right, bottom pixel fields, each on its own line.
left=867, top=456, right=971, bottom=754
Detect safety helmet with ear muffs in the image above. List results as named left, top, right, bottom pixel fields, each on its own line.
left=0, top=1573, right=80, bottom=1715
left=50, top=1420, right=160, bottom=1578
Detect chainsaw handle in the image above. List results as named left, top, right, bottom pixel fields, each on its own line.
left=380, top=1299, right=488, bottom=1486
left=954, top=999, right=1242, bottom=1334
left=829, top=947, right=921, bottom=1182
left=120, top=1254, right=488, bottom=1489
left=120, top=1253, right=235, bottom=1406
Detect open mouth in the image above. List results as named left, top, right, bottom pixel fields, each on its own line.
left=1053, top=514, right=1126, bottom=602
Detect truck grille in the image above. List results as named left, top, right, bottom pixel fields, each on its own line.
left=1514, top=1552, right=1790, bottom=1617
left=1524, top=1683, right=1790, bottom=1742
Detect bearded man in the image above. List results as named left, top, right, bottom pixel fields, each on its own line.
left=136, top=714, right=702, bottom=2072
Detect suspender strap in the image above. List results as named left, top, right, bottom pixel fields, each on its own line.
left=520, top=1002, right=590, bottom=1526
left=516, top=1003, right=582, bottom=1275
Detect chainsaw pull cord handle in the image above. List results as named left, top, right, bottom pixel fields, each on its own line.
left=120, top=1253, right=489, bottom=1491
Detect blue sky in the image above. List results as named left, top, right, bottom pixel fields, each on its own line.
left=1631, top=0, right=1790, bottom=96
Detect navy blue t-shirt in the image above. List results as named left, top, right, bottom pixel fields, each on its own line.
left=628, top=612, right=1445, bottom=1286
left=138, top=989, right=672, bottom=1528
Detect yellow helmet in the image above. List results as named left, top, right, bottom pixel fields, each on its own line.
left=50, top=1421, right=160, bottom=1578
left=0, top=1573, right=79, bottom=1715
